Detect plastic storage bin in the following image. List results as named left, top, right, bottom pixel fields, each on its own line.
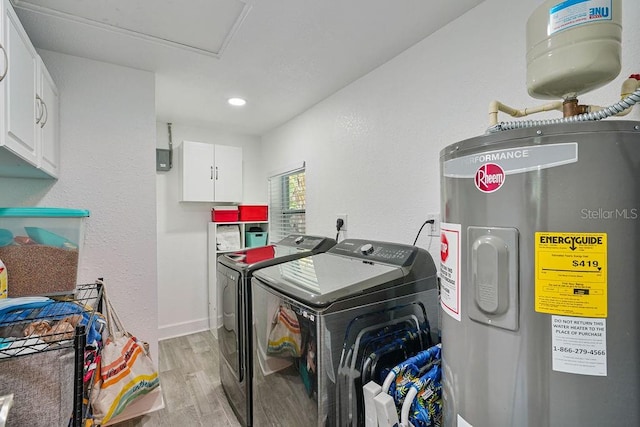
left=245, top=231, right=268, bottom=248
left=238, top=205, right=268, bottom=221
left=212, top=206, right=239, bottom=222
left=0, top=207, right=89, bottom=297
left=242, top=245, right=275, bottom=264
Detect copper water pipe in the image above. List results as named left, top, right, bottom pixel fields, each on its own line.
left=562, top=98, right=589, bottom=117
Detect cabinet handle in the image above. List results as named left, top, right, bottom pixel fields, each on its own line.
left=0, top=43, right=7, bottom=82
left=35, top=95, right=43, bottom=124
left=215, top=166, right=219, bottom=180
left=210, top=166, right=213, bottom=180
left=40, top=99, right=48, bottom=128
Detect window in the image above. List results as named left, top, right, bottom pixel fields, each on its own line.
left=268, top=166, right=306, bottom=242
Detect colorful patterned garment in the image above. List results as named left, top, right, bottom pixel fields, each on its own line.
left=360, top=329, right=421, bottom=385
left=407, top=364, right=442, bottom=427
left=266, top=304, right=302, bottom=357
left=337, top=321, right=421, bottom=426
left=387, top=344, right=441, bottom=416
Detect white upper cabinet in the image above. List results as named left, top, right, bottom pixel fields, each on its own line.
left=37, top=56, right=59, bottom=177
left=182, top=140, right=215, bottom=202
left=0, top=0, right=59, bottom=179
left=3, top=0, right=37, bottom=164
left=181, top=140, right=243, bottom=203
left=212, top=144, right=243, bottom=203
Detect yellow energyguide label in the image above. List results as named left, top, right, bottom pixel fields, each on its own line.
left=535, top=232, right=607, bottom=317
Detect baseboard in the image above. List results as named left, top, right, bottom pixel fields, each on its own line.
left=158, top=318, right=209, bottom=341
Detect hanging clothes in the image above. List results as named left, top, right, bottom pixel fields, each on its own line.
left=266, top=304, right=302, bottom=357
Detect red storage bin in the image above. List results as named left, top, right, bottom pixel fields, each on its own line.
left=243, top=245, right=275, bottom=263
left=212, top=207, right=239, bottom=222
left=238, top=205, right=268, bottom=221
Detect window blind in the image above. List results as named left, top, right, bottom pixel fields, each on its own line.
left=268, top=167, right=306, bottom=243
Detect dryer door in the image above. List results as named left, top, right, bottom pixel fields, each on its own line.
left=218, top=264, right=242, bottom=380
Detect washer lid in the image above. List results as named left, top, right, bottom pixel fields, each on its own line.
left=253, top=252, right=403, bottom=307
left=217, top=235, right=336, bottom=271
left=218, top=244, right=309, bottom=270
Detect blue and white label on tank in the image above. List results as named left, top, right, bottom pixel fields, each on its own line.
left=443, top=143, right=578, bottom=179
left=549, top=0, right=613, bottom=35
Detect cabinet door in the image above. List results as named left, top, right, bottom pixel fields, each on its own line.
left=214, top=144, right=242, bottom=202
left=181, top=140, right=214, bottom=202
left=37, top=57, right=59, bottom=177
left=3, top=1, right=37, bottom=164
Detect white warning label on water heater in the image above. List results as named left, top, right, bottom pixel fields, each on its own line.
left=552, top=315, right=607, bottom=376
left=440, top=223, right=461, bottom=321
left=457, top=415, right=473, bottom=427
left=549, top=0, right=613, bottom=35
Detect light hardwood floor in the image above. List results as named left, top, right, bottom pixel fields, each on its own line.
left=112, top=331, right=241, bottom=427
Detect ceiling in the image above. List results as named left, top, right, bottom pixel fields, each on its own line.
left=13, top=0, right=484, bottom=135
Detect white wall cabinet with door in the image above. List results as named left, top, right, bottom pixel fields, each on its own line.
left=180, top=140, right=243, bottom=202
left=0, top=0, right=59, bottom=179
left=1, top=0, right=37, bottom=168
left=36, top=56, right=59, bottom=177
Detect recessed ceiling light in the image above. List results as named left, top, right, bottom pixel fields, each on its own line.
left=228, top=97, right=247, bottom=106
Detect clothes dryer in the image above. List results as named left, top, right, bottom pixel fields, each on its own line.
left=217, top=234, right=336, bottom=426
left=250, top=239, right=439, bottom=426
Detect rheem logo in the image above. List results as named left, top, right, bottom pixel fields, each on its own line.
left=475, top=163, right=505, bottom=193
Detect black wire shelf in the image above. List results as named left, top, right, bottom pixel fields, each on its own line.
left=0, top=283, right=103, bottom=358
left=0, top=282, right=104, bottom=426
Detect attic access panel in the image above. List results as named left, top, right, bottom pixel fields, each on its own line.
left=12, top=0, right=250, bottom=56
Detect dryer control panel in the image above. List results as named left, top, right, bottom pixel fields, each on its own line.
left=278, top=234, right=336, bottom=251
left=328, top=239, right=417, bottom=266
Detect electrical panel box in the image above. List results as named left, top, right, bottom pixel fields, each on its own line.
left=156, top=149, right=171, bottom=171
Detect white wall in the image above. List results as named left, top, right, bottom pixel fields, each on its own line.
left=261, top=0, right=640, bottom=263
left=155, top=123, right=264, bottom=339
left=0, top=51, right=159, bottom=360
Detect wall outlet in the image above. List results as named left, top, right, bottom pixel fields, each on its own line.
left=336, top=214, right=348, bottom=232
left=427, top=213, right=440, bottom=237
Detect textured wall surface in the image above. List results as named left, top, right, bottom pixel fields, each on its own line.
left=4, top=0, right=637, bottom=345
left=155, top=123, right=264, bottom=339
left=0, top=51, right=159, bottom=360
left=261, top=0, right=640, bottom=263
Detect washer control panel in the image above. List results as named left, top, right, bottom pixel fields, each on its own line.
left=279, top=234, right=329, bottom=250
left=328, top=239, right=417, bottom=266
